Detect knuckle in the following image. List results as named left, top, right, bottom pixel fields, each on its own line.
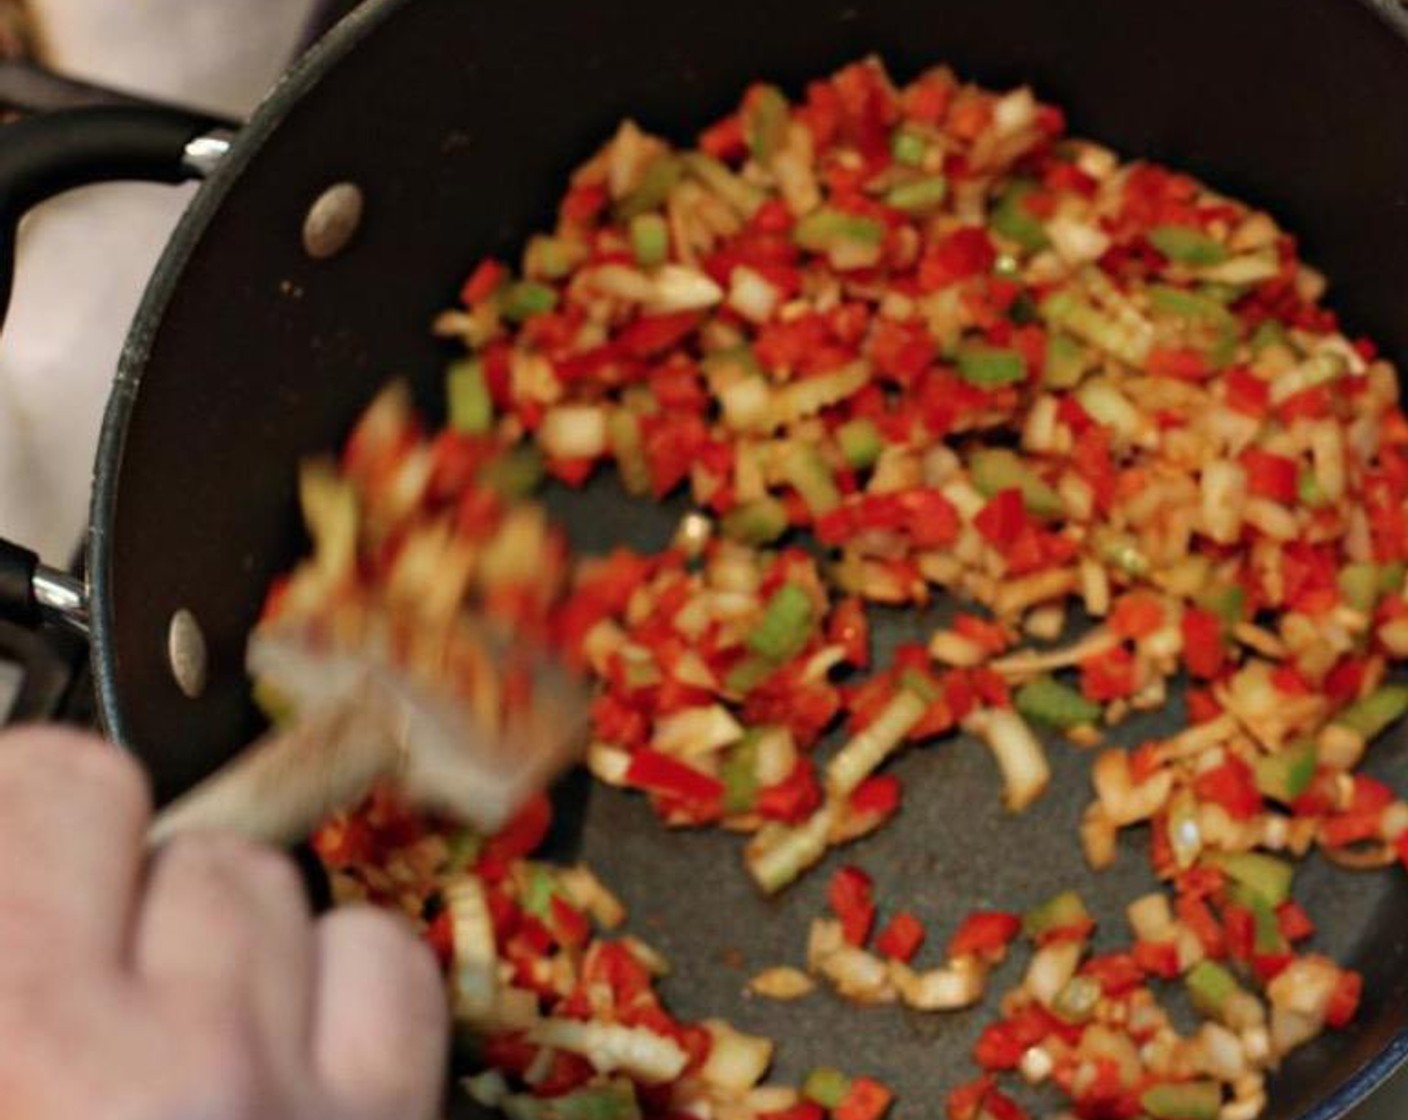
left=0, top=728, right=149, bottom=813
left=163, top=833, right=303, bottom=902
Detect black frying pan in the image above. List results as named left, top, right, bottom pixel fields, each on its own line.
left=0, top=1, right=1406, bottom=1117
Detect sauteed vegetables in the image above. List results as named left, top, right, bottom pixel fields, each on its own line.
left=259, top=57, right=1407, bottom=1120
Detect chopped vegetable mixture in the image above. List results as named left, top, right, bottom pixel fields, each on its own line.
left=260, top=57, right=1408, bottom=1120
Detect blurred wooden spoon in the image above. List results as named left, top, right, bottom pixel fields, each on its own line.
left=148, top=623, right=589, bottom=847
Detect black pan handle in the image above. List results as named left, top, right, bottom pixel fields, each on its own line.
left=0, top=538, right=87, bottom=634
left=0, top=102, right=236, bottom=324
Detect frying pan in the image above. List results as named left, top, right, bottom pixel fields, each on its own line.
left=0, top=1, right=1405, bottom=1116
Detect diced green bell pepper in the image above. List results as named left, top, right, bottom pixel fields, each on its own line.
left=1148, top=225, right=1229, bottom=267
left=1194, top=584, right=1245, bottom=631
left=479, top=445, right=545, bottom=498
left=1253, top=738, right=1317, bottom=804
left=1380, top=561, right=1407, bottom=596
left=1338, top=562, right=1383, bottom=615
left=747, top=584, right=814, bottom=661
left=445, top=827, right=482, bottom=873
left=1212, top=852, right=1294, bottom=908
left=1016, top=676, right=1102, bottom=730
left=1023, top=889, right=1092, bottom=941
left=890, top=128, right=930, bottom=168
left=991, top=180, right=1049, bottom=252
left=525, top=234, right=588, bottom=280
left=1334, top=684, right=1408, bottom=743
left=607, top=409, right=652, bottom=496
left=721, top=735, right=761, bottom=814
left=1148, top=284, right=1234, bottom=324
left=500, top=280, right=559, bottom=322
left=744, top=84, right=790, bottom=163
left=968, top=448, right=1063, bottom=516
left=629, top=212, right=670, bottom=267
left=1186, top=960, right=1242, bottom=1019
left=781, top=443, right=842, bottom=515
left=1044, top=331, right=1087, bottom=389
left=885, top=175, right=948, bottom=213
left=1250, top=319, right=1289, bottom=354
left=1052, top=974, right=1102, bottom=1024
left=252, top=679, right=295, bottom=727
left=721, top=497, right=790, bottom=545
left=521, top=864, right=558, bottom=918
left=956, top=345, right=1027, bottom=388
left=447, top=358, right=494, bottom=434
left=724, top=654, right=777, bottom=697
left=802, top=1067, right=852, bottom=1109
left=793, top=208, right=887, bottom=253
left=1140, top=1080, right=1222, bottom=1120
left=615, top=156, right=684, bottom=221
left=836, top=417, right=884, bottom=469
left=503, top=1081, right=642, bottom=1120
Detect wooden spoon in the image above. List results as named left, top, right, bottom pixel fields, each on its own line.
left=148, top=624, right=590, bottom=847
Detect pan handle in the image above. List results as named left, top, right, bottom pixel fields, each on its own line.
left=0, top=537, right=87, bottom=634
left=0, top=102, right=236, bottom=325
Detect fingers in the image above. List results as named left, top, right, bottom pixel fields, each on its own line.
left=312, top=905, right=448, bottom=1120
left=0, top=728, right=150, bottom=985
left=134, top=834, right=315, bottom=1063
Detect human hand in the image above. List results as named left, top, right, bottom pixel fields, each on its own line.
left=0, top=726, right=447, bottom=1120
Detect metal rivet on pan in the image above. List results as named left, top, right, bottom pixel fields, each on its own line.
left=168, top=609, right=208, bottom=700
left=302, top=182, right=364, bottom=260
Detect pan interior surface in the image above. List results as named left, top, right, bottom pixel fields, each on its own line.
left=90, top=0, right=1408, bottom=1116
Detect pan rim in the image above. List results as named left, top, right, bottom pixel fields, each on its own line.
left=82, top=1, right=1408, bottom=1116
left=87, top=0, right=411, bottom=750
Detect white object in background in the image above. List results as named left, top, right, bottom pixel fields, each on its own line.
left=0, top=0, right=316, bottom=564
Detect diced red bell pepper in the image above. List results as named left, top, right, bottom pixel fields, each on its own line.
left=917, top=227, right=996, bottom=291
left=947, top=1075, right=1029, bottom=1120
left=1223, top=366, right=1271, bottom=416
left=834, top=1077, right=894, bottom=1120
left=1180, top=608, right=1227, bottom=679
left=1240, top=448, right=1300, bottom=504
left=828, top=865, right=878, bottom=947
left=639, top=412, right=710, bottom=498
left=1192, top=756, right=1262, bottom=821
left=1222, top=903, right=1255, bottom=962
left=549, top=895, right=591, bottom=950
left=625, top=749, right=725, bottom=809
left=973, top=1021, right=1028, bottom=1071
left=1326, top=969, right=1363, bottom=1029
left=479, top=794, right=553, bottom=867
left=1079, top=645, right=1138, bottom=702
left=1175, top=893, right=1227, bottom=959
left=849, top=774, right=902, bottom=820
left=1081, top=952, right=1146, bottom=997
left=974, top=488, right=1028, bottom=549
left=868, top=317, right=936, bottom=385
left=1109, top=592, right=1167, bottom=640
left=1276, top=901, right=1316, bottom=943
left=875, top=911, right=926, bottom=962
left=460, top=257, right=507, bottom=306
left=532, top=1050, right=596, bottom=1098
left=948, top=911, right=1022, bottom=961
left=757, top=760, right=824, bottom=825
left=1148, top=345, right=1214, bottom=381
left=759, top=1105, right=826, bottom=1120
left=1132, top=939, right=1181, bottom=979
left=560, top=182, right=609, bottom=225
left=620, top=311, right=705, bottom=359
left=698, top=113, right=746, bottom=161
left=828, top=596, right=872, bottom=668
